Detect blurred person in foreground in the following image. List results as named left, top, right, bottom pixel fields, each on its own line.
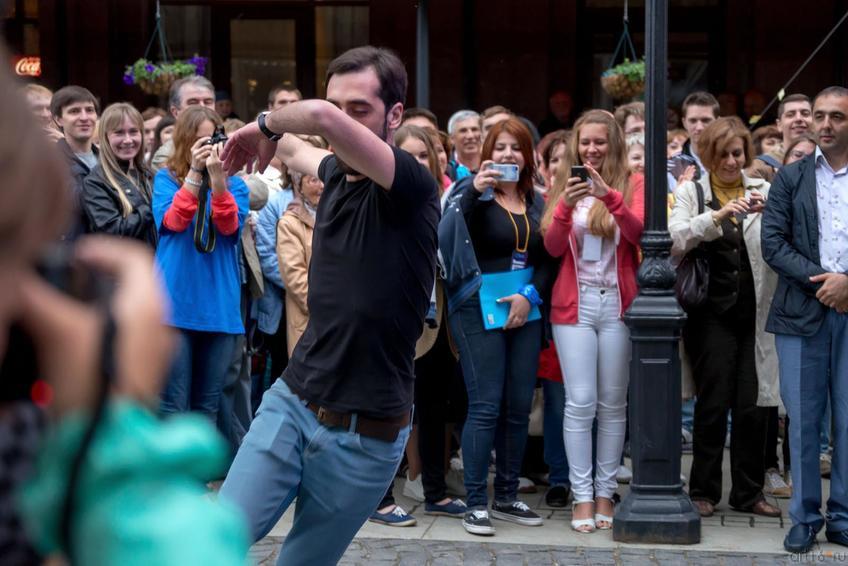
left=0, top=46, right=247, bottom=566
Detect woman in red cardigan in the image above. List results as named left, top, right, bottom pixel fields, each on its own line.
left=541, top=110, right=644, bottom=533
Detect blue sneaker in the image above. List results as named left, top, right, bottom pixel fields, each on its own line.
left=424, top=498, right=467, bottom=518
left=368, top=505, right=417, bottom=527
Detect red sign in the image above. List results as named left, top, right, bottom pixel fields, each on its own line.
left=14, top=56, right=41, bottom=77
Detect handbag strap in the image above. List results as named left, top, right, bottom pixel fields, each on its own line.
left=695, top=179, right=705, bottom=215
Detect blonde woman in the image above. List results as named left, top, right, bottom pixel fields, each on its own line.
left=541, top=109, right=645, bottom=533
left=81, top=103, right=157, bottom=246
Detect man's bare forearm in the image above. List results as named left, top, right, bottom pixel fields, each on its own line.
left=265, top=100, right=333, bottom=142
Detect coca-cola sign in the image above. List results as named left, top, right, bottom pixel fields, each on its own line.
left=14, top=56, right=41, bottom=77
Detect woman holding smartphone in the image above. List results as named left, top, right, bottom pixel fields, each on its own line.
left=669, top=116, right=780, bottom=519
left=541, top=110, right=644, bottom=533
left=441, top=118, right=553, bottom=536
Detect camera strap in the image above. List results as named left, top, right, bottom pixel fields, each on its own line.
left=59, top=309, right=117, bottom=563
left=193, top=173, right=216, bottom=254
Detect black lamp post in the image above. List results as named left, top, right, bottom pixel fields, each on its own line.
left=612, top=0, right=701, bottom=544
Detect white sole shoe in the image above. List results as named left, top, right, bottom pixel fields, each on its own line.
left=490, top=509, right=543, bottom=526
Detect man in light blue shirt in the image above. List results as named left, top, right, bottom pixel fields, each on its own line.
left=762, top=86, right=848, bottom=554
left=254, top=185, right=294, bottom=384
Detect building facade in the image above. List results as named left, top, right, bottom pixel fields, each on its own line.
left=5, top=0, right=848, bottom=127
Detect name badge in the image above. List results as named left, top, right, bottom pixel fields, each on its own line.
left=582, top=234, right=603, bottom=262
left=511, top=250, right=528, bottom=271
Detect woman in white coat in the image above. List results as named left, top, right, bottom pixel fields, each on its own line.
left=669, top=116, right=780, bottom=519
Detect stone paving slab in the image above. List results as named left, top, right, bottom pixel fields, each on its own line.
left=251, top=537, right=848, bottom=565
left=247, top=449, right=841, bottom=563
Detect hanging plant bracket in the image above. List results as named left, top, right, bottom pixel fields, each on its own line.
left=123, top=0, right=208, bottom=96
left=600, top=0, right=645, bottom=100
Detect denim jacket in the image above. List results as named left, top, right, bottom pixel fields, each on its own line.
left=254, top=189, right=294, bottom=334
left=439, top=177, right=546, bottom=315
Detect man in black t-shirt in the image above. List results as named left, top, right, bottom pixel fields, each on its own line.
left=219, top=46, right=439, bottom=564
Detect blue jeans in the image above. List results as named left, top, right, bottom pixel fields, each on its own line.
left=821, top=395, right=832, bottom=454
left=448, top=294, right=542, bottom=509
left=542, top=379, right=570, bottom=487
left=777, top=309, right=848, bottom=532
left=220, top=379, right=409, bottom=565
left=217, top=334, right=253, bottom=456
left=162, top=329, right=241, bottom=420
left=682, top=398, right=695, bottom=433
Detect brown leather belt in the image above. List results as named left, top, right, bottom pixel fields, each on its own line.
left=299, top=395, right=410, bottom=443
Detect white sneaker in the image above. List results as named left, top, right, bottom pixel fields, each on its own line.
left=763, top=468, right=792, bottom=498
left=450, top=453, right=464, bottom=472
left=617, top=464, right=632, bottom=484
left=402, top=473, right=425, bottom=502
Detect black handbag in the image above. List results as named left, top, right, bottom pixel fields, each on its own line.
left=675, top=183, right=710, bottom=311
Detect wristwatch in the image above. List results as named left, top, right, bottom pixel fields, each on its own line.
left=258, top=112, right=283, bottom=141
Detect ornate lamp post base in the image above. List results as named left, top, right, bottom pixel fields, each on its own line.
left=614, top=485, right=701, bottom=544
left=613, top=246, right=701, bottom=544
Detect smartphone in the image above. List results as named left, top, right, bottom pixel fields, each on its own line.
left=486, top=163, right=520, bottom=182
left=571, top=165, right=589, bottom=182
left=747, top=193, right=764, bottom=207
left=668, top=153, right=701, bottom=182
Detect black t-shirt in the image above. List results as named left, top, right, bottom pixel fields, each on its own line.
left=282, top=146, right=440, bottom=419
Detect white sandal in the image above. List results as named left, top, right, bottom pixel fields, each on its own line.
left=594, top=497, right=614, bottom=530
left=594, top=512, right=614, bottom=530
left=570, top=502, right=595, bottom=533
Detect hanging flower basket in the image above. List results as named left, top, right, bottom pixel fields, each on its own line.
left=601, top=58, right=645, bottom=100
left=123, top=56, right=208, bottom=96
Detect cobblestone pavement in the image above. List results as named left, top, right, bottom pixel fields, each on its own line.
left=249, top=536, right=834, bottom=565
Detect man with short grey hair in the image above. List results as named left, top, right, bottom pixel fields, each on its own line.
left=168, top=75, right=215, bottom=117
left=448, top=109, right=481, bottom=180
left=152, top=76, right=216, bottom=170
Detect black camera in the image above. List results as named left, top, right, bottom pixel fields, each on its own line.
left=204, top=125, right=229, bottom=146
left=0, top=244, right=113, bottom=403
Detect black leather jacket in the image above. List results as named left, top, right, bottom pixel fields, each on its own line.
left=81, top=163, right=158, bottom=248
left=56, top=139, right=98, bottom=240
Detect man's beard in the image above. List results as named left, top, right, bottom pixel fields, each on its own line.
left=336, top=116, right=389, bottom=176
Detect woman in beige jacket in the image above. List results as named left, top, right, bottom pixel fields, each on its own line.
left=276, top=167, right=323, bottom=356
left=669, top=117, right=780, bottom=519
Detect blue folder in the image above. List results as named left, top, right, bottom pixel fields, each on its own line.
left=478, top=267, right=542, bottom=330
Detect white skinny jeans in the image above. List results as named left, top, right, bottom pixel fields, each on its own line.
left=552, top=285, right=631, bottom=502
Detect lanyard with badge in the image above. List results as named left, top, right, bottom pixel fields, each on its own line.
left=504, top=206, right=530, bottom=271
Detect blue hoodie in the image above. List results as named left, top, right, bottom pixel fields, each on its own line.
left=152, top=169, right=249, bottom=334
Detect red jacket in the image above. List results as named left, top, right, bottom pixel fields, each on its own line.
left=543, top=174, right=645, bottom=325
